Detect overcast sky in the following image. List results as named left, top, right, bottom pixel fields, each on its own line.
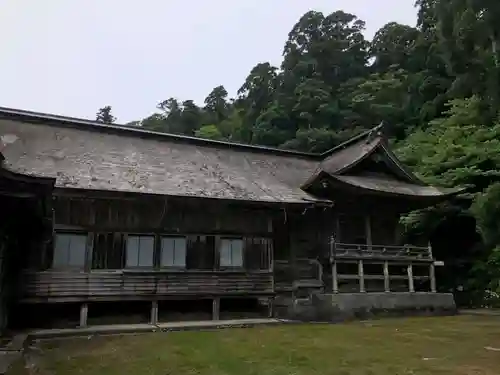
left=0, top=0, right=417, bottom=123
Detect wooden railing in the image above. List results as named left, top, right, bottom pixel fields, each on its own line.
left=20, top=269, right=274, bottom=303
left=333, top=243, right=431, bottom=260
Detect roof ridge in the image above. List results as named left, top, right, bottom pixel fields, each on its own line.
left=0, top=106, right=319, bottom=159
left=319, top=122, right=384, bottom=158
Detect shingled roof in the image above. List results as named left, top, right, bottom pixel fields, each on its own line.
left=301, top=124, right=462, bottom=198
left=0, top=108, right=326, bottom=204
left=0, top=107, right=461, bottom=204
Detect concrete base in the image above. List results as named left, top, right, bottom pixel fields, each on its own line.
left=27, top=318, right=291, bottom=340
left=276, top=292, right=457, bottom=322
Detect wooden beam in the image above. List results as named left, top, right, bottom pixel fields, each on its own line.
left=383, top=261, right=390, bottom=292
left=358, top=260, right=365, bottom=293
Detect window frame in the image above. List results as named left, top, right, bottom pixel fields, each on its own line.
left=159, top=235, right=187, bottom=269
left=125, top=233, right=156, bottom=269
left=218, top=237, right=244, bottom=269
left=52, top=231, right=90, bottom=269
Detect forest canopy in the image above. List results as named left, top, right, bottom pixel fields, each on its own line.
left=96, top=1, right=500, bottom=305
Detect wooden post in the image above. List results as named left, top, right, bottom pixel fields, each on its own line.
left=358, top=260, right=365, bottom=293
left=430, top=263, right=437, bottom=293
left=150, top=301, right=159, bottom=325
left=407, top=263, right=415, bottom=293
left=332, top=261, right=339, bottom=293
left=365, top=215, right=372, bottom=250
left=427, top=242, right=434, bottom=259
left=267, top=297, right=274, bottom=318
left=212, top=297, right=220, bottom=321
left=334, top=215, right=341, bottom=242
left=79, top=303, right=88, bottom=328
left=383, top=261, right=390, bottom=292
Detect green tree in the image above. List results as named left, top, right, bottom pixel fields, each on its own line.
left=370, top=22, right=420, bottom=72
left=179, top=100, right=204, bottom=135
left=237, top=62, right=278, bottom=143
left=340, top=70, right=413, bottom=138
left=96, top=106, right=116, bottom=124
left=204, top=85, right=229, bottom=125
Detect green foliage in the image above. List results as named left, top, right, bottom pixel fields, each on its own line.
left=398, top=96, right=500, bottom=191
left=195, top=125, right=224, bottom=140
left=397, top=96, right=500, bottom=300
left=96, top=106, right=116, bottom=124
left=472, top=183, right=500, bottom=248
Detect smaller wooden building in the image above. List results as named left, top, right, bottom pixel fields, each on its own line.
left=0, top=107, right=461, bottom=329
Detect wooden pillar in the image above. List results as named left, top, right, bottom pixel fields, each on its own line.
left=334, top=214, right=341, bottom=242
left=150, top=301, right=159, bottom=325
left=407, top=263, right=415, bottom=293
left=383, top=261, right=390, bottom=292
left=430, top=263, right=437, bottom=293
left=365, top=215, right=372, bottom=250
left=212, top=297, right=220, bottom=321
left=267, top=297, right=274, bottom=318
left=358, top=260, right=365, bottom=293
left=332, top=261, right=338, bottom=293
left=79, top=303, right=88, bottom=328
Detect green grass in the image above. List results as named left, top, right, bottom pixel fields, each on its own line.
left=10, top=315, right=500, bottom=375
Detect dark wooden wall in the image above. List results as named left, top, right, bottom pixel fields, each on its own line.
left=19, top=188, right=426, bottom=303
left=20, top=191, right=277, bottom=303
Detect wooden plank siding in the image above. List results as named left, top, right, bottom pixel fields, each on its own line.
left=19, top=193, right=277, bottom=303
left=19, top=270, right=273, bottom=303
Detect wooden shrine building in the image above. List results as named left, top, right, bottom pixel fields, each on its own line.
left=0, top=107, right=460, bottom=330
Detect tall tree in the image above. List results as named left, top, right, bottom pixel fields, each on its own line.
left=96, top=106, right=116, bottom=124
left=204, top=85, right=229, bottom=125
left=179, top=100, right=203, bottom=135
left=237, top=62, right=278, bottom=142
left=370, top=22, right=420, bottom=72
left=281, top=10, right=368, bottom=89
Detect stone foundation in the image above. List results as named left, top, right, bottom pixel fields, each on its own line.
left=275, top=292, right=457, bottom=322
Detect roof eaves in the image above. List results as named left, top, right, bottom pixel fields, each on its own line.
left=52, top=186, right=333, bottom=206
left=0, top=164, right=56, bottom=187
left=379, top=142, right=424, bottom=185
left=329, top=174, right=465, bottom=199
left=0, top=106, right=320, bottom=159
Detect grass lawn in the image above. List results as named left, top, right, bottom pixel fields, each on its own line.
left=10, top=315, right=500, bottom=375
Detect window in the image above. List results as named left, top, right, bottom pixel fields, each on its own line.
left=160, top=236, right=187, bottom=267
left=53, top=233, right=87, bottom=268
left=219, top=238, right=243, bottom=267
left=126, top=235, right=154, bottom=267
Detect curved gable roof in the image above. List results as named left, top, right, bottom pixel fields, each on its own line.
left=302, top=124, right=462, bottom=199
